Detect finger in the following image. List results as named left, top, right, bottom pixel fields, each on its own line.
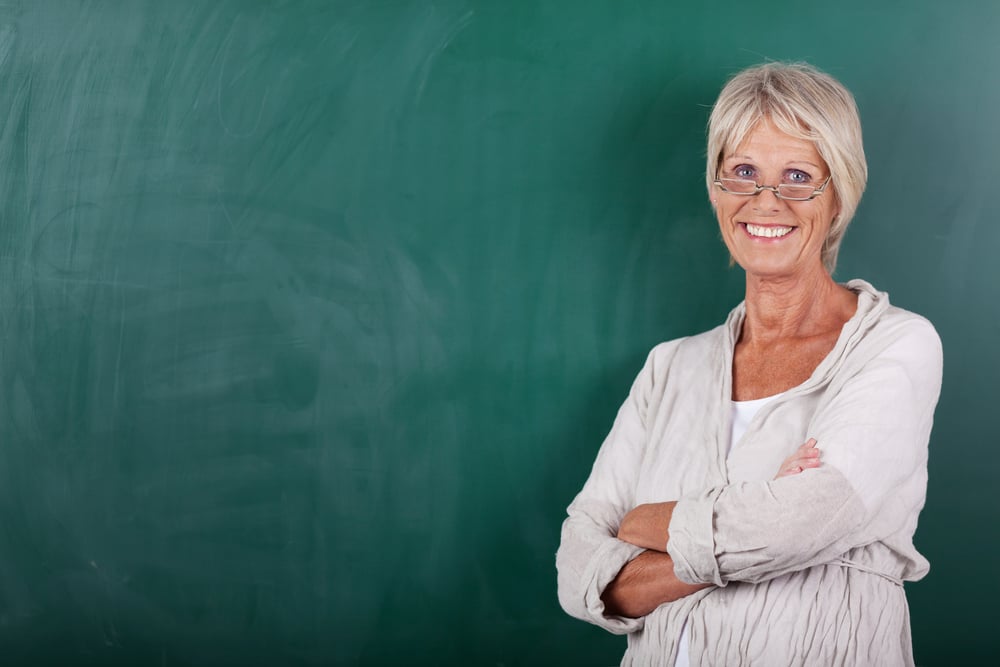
left=776, top=453, right=822, bottom=478
left=775, top=440, right=822, bottom=479
left=788, top=452, right=822, bottom=467
left=791, top=449, right=820, bottom=461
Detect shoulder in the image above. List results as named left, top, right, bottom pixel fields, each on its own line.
left=876, top=305, right=941, bottom=352
left=631, top=322, right=731, bottom=401
left=846, top=278, right=942, bottom=362
left=645, top=322, right=729, bottom=371
left=837, top=281, right=943, bottom=397
left=637, top=299, right=744, bottom=387
left=866, top=304, right=942, bottom=368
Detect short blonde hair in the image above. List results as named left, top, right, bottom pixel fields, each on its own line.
left=706, top=62, right=867, bottom=273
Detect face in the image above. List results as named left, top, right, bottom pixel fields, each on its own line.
left=713, top=119, right=839, bottom=280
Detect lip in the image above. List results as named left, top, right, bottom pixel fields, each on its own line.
left=739, top=222, right=796, bottom=241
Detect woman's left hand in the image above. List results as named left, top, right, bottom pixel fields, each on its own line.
left=774, top=438, right=822, bottom=479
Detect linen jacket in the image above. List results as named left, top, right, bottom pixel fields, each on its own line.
left=556, top=280, right=943, bottom=666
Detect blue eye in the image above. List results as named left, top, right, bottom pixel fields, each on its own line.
left=734, top=165, right=756, bottom=179
left=786, top=169, right=810, bottom=183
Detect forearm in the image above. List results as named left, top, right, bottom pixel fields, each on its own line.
left=617, top=500, right=675, bottom=550
left=601, top=550, right=711, bottom=618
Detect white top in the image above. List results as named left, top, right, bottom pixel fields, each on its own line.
left=728, top=392, right=787, bottom=456
left=556, top=280, right=943, bottom=666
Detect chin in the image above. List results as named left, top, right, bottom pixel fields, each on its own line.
left=736, top=256, right=801, bottom=278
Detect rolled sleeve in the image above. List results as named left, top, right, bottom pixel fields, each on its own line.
left=666, top=486, right=725, bottom=587
left=557, top=514, right=646, bottom=634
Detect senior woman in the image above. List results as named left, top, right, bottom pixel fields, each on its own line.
left=556, top=62, right=942, bottom=666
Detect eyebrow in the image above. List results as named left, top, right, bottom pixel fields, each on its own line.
left=725, top=154, right=823, bottom=170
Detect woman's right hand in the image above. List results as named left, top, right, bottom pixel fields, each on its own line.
left=774, top=438, right=821, bottom=479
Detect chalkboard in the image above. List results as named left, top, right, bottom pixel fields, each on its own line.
left=0, top=1, right=996, bottom=665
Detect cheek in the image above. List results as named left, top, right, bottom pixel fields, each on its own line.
left=827, top=191, right=842, bottom=225
left=818, top=203, right=839, bottom=231
left=715, top=207, right=732, bottom=234
left=715, top=199, right=741, bottom=223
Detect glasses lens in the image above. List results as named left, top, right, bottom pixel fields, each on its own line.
left=777, top=184, right=815, bottom=200
left=719, top=179, right=757, bottom=194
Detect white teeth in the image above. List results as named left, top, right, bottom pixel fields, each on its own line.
left=746, top=223, right=793, bottom=238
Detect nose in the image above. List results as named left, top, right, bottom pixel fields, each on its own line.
left=752, top=186, right=783, bottom=214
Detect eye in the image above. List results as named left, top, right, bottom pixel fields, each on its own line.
left=732, top=164, right=756, bottom=179
left=785, top=169, right=811, bottom=183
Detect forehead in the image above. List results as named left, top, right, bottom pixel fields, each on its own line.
left=727, top=120, right=824, bottom=166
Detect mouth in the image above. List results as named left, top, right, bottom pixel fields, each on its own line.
left=742, top=223, right=795, bottom=239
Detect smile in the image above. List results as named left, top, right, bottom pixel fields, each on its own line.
left=744, top=223, right=794, bottom=239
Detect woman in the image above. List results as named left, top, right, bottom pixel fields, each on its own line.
left=556, top=62, right=942, bottom=666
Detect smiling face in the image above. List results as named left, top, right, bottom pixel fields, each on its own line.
left=714, top=119, right=840, bottom=281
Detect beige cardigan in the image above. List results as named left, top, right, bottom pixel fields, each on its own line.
left=556, top=280, right=942, bottom=666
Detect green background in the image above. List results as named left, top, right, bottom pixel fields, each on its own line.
left=0, top=1, right=995, bottom=665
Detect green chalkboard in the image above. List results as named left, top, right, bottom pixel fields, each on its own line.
left=0, top=1, right=996, bottom=665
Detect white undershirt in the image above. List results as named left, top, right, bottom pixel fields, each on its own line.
left=673, top=392, right=785, bottom=667
left=728, top=392, right=786, bottom=455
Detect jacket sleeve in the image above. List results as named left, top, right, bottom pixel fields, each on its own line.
left=668, top=317, right=942, bottom=587
left=555, top=347, right=662, bottom=634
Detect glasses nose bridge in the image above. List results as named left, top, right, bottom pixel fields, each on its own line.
left=755, top=182, right=785, bottom=202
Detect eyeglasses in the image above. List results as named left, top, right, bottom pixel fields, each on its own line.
left=714, top=176, right=831, bottom=202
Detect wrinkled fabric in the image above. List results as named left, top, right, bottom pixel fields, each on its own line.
left=556, top=280, right=942, bottom=666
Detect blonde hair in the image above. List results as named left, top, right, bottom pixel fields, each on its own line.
left=706, top=62, right=867, bottom=273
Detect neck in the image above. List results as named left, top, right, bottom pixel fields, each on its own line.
left=741, top=267, right=851, bottom=343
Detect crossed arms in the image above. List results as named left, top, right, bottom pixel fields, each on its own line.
left=602, top=441, right=819, bottom=618
left=556, top=318, right=941, bottom=632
